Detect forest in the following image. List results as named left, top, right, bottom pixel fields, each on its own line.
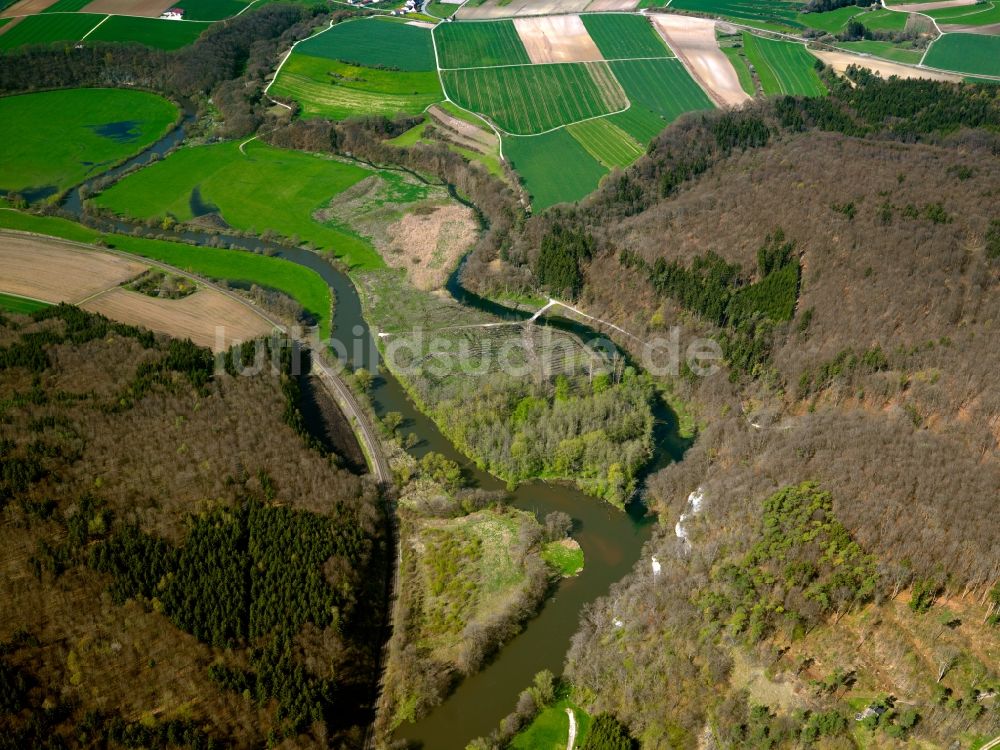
left=0, top=307, right=387, bottom=746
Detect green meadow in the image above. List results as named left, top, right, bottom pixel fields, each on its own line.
left=175, top=0, right=249, bottom=21
left=925, top=33, right=1000, bottom=76
left=270, top=53, right=443, bottom=119
left=0, top=292, right=51, bottom=314
left=742, top=33, right=827, bottom=96
left=503, top=129, right=608, bottom=211
left=295, top=17, right=437, bottom=71
left=609, top=58, right=714, bottom=122
left=434, top=20, right=530, bottom=68
left=87, top=16, right=212, bottom=50
left=93, top=139, right=384, bottom=269
left=581, top=13, right=673, bottom=59
left=0, top=13, right=104, bottom=50
left=0, top=88, right=178, bottom=197
left=0, top=211, right=333, bottom=336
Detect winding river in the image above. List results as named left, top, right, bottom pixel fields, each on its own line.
left=58, top=116, right=686, bottom=748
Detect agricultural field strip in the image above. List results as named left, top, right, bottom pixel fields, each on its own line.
left=1, top=8, right=222, bottom=19
left=436, top=54, right=676, bottom=71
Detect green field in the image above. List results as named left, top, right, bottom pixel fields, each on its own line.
left=924, top=33, right=1000, bottom=76
left=175, top=0, right=249, bottom=21
left=425, top=1, right=456, bottom=18
left=796, top=5, right=861, bottom=32
left=443, top=62, right=625, bottom=134
left=270, top=53, right=443, bottom=119
left=835, top=39, right=923, bottom=64
left=541, top=541, right=585, bottom=576
left=434, top=19, right=530, bottom=68
left=94, top=140, right=383, bottom=269
left=580, top=13, right=673, bottom=59
left=742, top=33, right=826, bottom=96
left=721, top=42, right=757, bottom=95
left=0, top=88, right=178, bottom=198
left=0, top=13, right=105, bottom=50
left=87, top=16, right=211, bottom=49
left=0, top=211, right=334, bottom=336
left=567, top=117, right=644, bottom=169
left=927, top=0, right=1000, bottom=25
left=669, top=0, right=803, bottom=28
left=510, top=698, right=592, bottom=750
left=295, top=17, right=437, bottom=71
left=0, top=292, right=51, bottom=314
left=609, top=58, right=714, bottom=121
left=606, top=103, right=669, bottom=143
left=504, top=129, right=608, bottom=210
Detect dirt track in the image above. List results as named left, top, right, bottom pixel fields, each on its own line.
left=80, top=0, right=173, bottom=17
left=427, top=105, right=498, bottom=151
left=810, top=49, right=961, bottom=81
left=0, top=235, right=147, bottom=302
left=649, top=14, right=750, bottom=107
left=82, top=287, right=272, bottom=351
left=514, top=15, right=604, bottom=63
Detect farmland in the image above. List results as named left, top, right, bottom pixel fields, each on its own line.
left=567, top=117, right=644, bottom=168
left=0, top=292, right=50, bottom=314
left=0, top=88, right=178, bottom=197
left=434, top=19, right=530, bottom=67
left=741, top=33, right=827, bottom=96
left=668, top=0, right=803, bottom=28
left=86, top=16, right=211, bottom=49
left=926, top=0, right=1000, bottom=25
left=835, top=39, right=923, bottom=64
left=92, top=139, right=384, bottom=269
left=442, top=62, right=626, bottom=134
left=270, top=54, right=443, bottom=119
left=503, top=129, right=608, bottom=209
left=924, top=32, right=1000, bottom=76
left=0, top=211, right=335, bottom=336
left=294, top=16, right=437, bottom=71
left=606, top=103, right=671, bottom=142
left=174, top=0, right=249, bottom=21
left=609, top=58, right=714, bottom=121
left=0, top=12, right=104, bottom=49
left=580, top=12, right=673, bottom=58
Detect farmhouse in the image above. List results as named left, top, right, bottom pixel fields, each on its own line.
left=160, top=6, right=184, bottom=19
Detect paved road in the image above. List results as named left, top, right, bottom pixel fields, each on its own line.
left=0, top=228, right=392, bottom=486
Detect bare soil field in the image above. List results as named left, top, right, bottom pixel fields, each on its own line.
left=458, top=0, right=590, bottom=20
left=649, top=14, right=750, bottom=107
left=406, top=19, right=436, bottom=28
left=0, top=0, right=58, bottom=16
left=80, top=0, right=174, bottom=17
left=82, top=287, right=272, bottom=350
left=810, top=48, right=961, bottom=80
left=940, top=20, right=1000, bottom=31
left=585, top=0, right=639, bottom=9
left=514, top=14, right=604, bottom=63
left=428, top=105, right=498, bottom=151
left=384, top=203, right=478, bottom=290
left=0, top=234, right=147, bottom=302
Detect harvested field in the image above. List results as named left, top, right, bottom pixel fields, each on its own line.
left=80, top=0, right=171, bottom=15
left=649, top=14, right=750, bottom=107
left=406, top=19, right=436, bottom=28
left=82, top=287, right=272, bottom=351
left=0, top=234, right=147, bottom=303
left=0, top=0, right=58, bottom=16
left=384, top=203, right=478, bottom=290
left=457, top=0, right=590, bottom=20
left=513, top=14, right=603, bottom=63
left=811, top=48, right=961, bottom=80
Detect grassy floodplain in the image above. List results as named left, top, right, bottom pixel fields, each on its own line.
left=742, top=33, right=827, bottom=96
left=86, top=16, right=212, bottom=50
left=924, top=33, right=1000, bottom=76
left=580, top=13, right=673, bottom=59
left=443, top=62, right=626, bottom=134
left=0, top=211, right=334, bottom=336
left=93, top=139, right=384, bottom=269
left=434, top=19, right=530, bottom=67
left=0, top=88, right=178, bottom=197
left=0, top=13, right=105, bottom=50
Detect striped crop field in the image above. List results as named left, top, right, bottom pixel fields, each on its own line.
left=270, top=55, right=443, bottom=119
left=503, top=129, right=608, bottom=210
left=742, top=33, right=827, bottom=96
left=567, top=117, right=645, bottom=168
left=435, top=20, right=530, bottom=68
left=0, top=13, right=105, bottom=50
left=87, top=16, right=211, bottom=50
left=580, top=13, right=673, bottom=59
left=295, top=17, right=437, bottom=72
left=608, top=59, right=713, bottom=122
left=442, top=61, right=627, bottom=134
left=606, top=104, right=669, bottom=143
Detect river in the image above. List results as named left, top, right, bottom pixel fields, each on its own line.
left=59, top=115, right=686, bottom=749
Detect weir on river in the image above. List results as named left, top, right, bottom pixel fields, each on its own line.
left=58, top=114, right=687, bottom=748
